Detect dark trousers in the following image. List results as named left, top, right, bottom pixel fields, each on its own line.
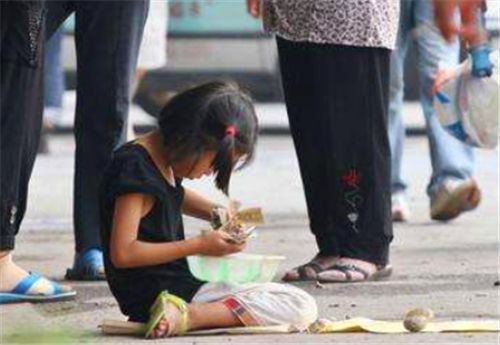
left=45, top=1, right=149, bottom=253
left=1, top=1, right=46, bottom=250
left=277, top=37, right=393, bottom=266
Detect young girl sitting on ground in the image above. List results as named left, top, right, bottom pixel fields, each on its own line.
left=99, top=81, right=318, bottom=338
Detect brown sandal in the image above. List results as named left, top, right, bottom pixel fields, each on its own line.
left=282, top=255, right=337, bottom=282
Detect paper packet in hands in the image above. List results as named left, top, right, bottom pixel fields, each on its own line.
left=212, top=201, right=265, bottom=244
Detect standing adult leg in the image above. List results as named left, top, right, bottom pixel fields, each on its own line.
left=1, top=1, right=74, bottom=302
left=65, top=1, right=149, bottom=280
left=414, top=0, right=478, bottom=221
left=313, top=45, right=393, bottom=276
left=278, top=38, right=393, bottom=283
left=388, top=0, right=413, bottom=222
left=277, top=37, right=341, bottom=281
left=1, top=2, right=46, bottom=254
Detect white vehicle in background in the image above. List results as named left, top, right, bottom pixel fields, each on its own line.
left=61, top=1, right=499, bottom=116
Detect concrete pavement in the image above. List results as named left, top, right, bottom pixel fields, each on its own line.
left=1, top=134, right=499, bottom=344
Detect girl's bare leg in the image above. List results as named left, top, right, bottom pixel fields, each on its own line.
left=189, top=302, right=242, bottom=329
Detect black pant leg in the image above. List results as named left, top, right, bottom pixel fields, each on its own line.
left=72, top=1, right=149, bottom=253
left=321, top=45, right=393, bottom=266
left=1, top=2, right=46, bottom=250
left=45, top=1, right=74, bottom=40
left=277, top=37, right=393, bottom=265
left=277, top=37, right=340, bottom=256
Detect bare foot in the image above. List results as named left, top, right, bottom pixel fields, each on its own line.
left=151, top=318, right=170, bottom=338
left=0, top=251, right=73, bottom=294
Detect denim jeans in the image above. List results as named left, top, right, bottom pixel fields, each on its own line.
left=388, top=0, right=475, bottom=197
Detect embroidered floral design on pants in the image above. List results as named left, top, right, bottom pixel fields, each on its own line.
left=342, top=169, right=363, bottom=233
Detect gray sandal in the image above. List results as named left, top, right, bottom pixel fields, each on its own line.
left=317, top=263, right=393, bottom=283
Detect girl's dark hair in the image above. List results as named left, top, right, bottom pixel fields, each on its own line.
left=158, top=80, right=259, bottom=195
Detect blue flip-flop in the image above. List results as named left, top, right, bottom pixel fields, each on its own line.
left=65, top=249, right=106, bottom=281
left=0, top=273, right=77, bottom=304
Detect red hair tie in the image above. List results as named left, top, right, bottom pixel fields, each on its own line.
left=225, top=125, right=238, bottom=137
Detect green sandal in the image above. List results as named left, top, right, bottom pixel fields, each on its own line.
left=145, top=292, right=189, bottom=338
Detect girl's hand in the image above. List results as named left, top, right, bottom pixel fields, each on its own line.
left=196, top=230, right=246, bottom=257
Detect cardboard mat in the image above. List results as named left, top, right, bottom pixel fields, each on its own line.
left=100, top=318, right=500, bottom=336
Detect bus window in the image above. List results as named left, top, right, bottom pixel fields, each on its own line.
left=169, top=0, right=263, bottom=36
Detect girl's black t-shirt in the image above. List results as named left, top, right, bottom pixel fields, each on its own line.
left=100, top=143, right=205, bottom=322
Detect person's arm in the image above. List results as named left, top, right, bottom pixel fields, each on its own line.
left=247, top=0, right=262, bottom=18
left=182, top=188, right=222, bottom=221
left=434, top=0, right=486, bottom=43
left=110, top=193, right=245, bottom=268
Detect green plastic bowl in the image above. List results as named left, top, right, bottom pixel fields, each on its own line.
left=187, top=253, right=286, bottom=283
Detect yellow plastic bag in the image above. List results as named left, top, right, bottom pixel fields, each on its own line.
left=309, top=318, right=500, bottom=334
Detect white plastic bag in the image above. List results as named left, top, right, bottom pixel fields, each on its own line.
left=435, top=51, right=499, bottom=149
